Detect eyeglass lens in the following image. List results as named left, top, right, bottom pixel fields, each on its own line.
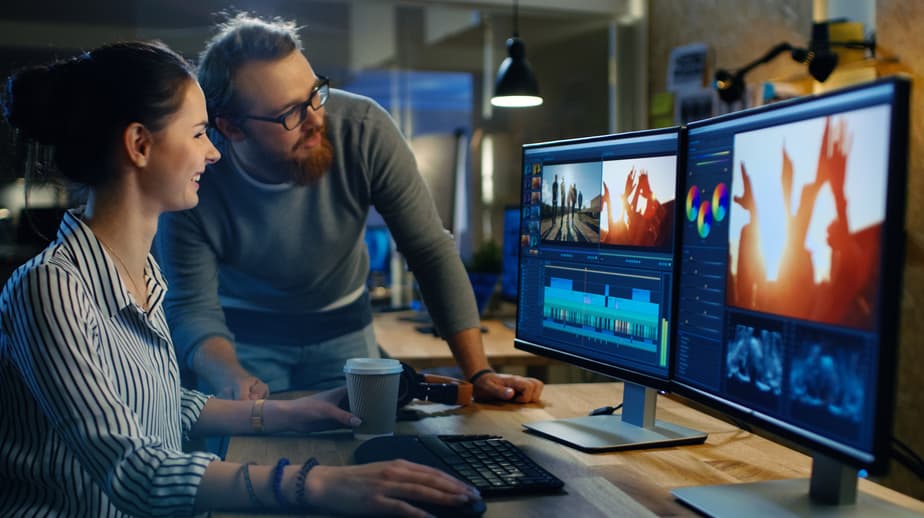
left=283, top=80, right=329, bottom=130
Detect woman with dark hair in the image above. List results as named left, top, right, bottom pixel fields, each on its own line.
left=0, top=41, right=478, bottom=517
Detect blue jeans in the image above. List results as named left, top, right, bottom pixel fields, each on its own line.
left=235, top=322, right=379, bottom=393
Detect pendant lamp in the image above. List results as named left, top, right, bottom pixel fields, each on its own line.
left=490, top=0, right=542, bottom=108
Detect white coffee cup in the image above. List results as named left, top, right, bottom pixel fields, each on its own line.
left=343, top=358, right=403, bottom=440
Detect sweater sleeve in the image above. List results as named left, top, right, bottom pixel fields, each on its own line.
left=156, top=209, right=235, bottom=369
left=361, top=101, right=481, bottom=337
left=5, top=264, right=219, bottom=517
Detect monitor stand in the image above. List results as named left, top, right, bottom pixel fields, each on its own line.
left=672, top=452, right=919, bottom=517
left=522, top=382, right=708, bottom=451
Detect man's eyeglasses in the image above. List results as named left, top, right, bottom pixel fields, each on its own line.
left=237, top=76, right=330, bottom=131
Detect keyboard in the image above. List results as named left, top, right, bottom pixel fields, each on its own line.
left=354, top=434, right=565, bottom=497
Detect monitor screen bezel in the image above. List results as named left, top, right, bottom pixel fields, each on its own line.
left=670, top=77, right=910, bottom=474
left=514, top=126, right=686, bottom=392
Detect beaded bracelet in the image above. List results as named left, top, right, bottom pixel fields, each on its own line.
left=468, top=368, right=495, bottom=385
left=295, top=457, right=320, bottom=508
left=272, top=457, right=291, bottom=507
left=240, top=462, right=265, bottom=507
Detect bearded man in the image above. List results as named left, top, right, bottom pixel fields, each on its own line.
left=155, top=14, right=543, bottom=405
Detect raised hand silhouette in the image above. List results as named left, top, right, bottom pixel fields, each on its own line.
left=732, top=161, right=764, bottom=310
left=781, top=147, right=794, bottom=216
left=822, top=118, right=852, bottom=210
left=734, top=162, right=756, bottom=213
left=624, top=167, right=637, bottom=199
left=637, top=170, right=653, bottom=201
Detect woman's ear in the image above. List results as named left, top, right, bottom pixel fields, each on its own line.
left=122, top=122, right=153, bottom=168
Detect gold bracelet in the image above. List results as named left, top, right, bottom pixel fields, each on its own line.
left=250, top=399, right=266, bottom=434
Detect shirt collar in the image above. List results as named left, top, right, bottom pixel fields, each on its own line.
left=56, top=209, right=167, bottom=319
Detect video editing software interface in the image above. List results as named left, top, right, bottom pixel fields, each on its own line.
left=675, top=80, right=907, bottom=465
left=516, top=129, right=680, bottom=381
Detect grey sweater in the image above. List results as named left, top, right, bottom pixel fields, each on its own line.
left=156, top=89, right=479, bottom=367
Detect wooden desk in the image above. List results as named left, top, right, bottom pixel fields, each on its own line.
left=219, top=383, right=924, bottom=517
left=373, top=311, right=556, bottom=369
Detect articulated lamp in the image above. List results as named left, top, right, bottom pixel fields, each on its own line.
left=714, top=22, right=875, bottom=105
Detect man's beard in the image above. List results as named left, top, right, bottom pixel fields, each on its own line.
left=289, top=126, right=334, bottom=185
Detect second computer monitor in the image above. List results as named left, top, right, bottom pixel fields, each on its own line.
left=672, top=78, right=910, bottom=515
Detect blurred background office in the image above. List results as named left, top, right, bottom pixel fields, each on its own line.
left=0, top=0, right=920, bottom=501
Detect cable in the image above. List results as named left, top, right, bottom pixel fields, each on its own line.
left=588, top=403, right=622, bottom=416
left=894, top=437, right=924, bottom=465
left=892, top=437, right=924, bottom=479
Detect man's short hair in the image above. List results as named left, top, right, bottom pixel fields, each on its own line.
left=198, top=13, right=303, bottom=124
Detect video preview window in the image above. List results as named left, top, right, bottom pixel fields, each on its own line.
left=600, top=156, right=677, bottom=251
left=727, top=107, right=890, bottom=331
left=537, top=156, right=677, bottom=251
left=540, top=162, right=601, bottom=244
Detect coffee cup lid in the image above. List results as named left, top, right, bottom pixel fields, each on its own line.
left=343, top=358, right=403, bottom=375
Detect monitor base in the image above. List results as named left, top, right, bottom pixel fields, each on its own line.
left=672, top=478, right=919, bottom=517
left=523, top=414, right=707, bottom=452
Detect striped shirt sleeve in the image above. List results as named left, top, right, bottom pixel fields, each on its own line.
left=180, top=388, right=212, bottom=437
left=5, top=263, right=218, bottom=517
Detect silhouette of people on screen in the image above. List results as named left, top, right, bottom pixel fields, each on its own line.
left=729, top=116, right=876, bottom=329
left=560, top=179, right=566, bottom=224
left=600, top=167, right=667, bottom=247
left=551, top=174, right=558, bottom=222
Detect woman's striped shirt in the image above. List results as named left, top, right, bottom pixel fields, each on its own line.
left=0, top=210, right=219, bottom=517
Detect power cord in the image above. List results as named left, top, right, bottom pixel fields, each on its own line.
left=588, top=403, right=623, bottom=416
left=892, top=437, right=924, bottom=479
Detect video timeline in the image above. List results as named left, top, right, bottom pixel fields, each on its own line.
left=541, top=265, right=664, bottom=355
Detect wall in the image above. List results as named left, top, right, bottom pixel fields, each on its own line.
left=648, top=1, right=811, bottom=97
left=648, top=0, right=922, bottom=500
left=877, top=0, right=924, bottom=501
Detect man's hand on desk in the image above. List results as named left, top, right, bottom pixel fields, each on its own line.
left=473, top=372, right=544, bottom=403
left=214, top=371, right=270, bottom=401
left=193, top=337, right=270, bottom=400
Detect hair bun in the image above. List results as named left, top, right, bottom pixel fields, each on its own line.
left=3, top=61, right=78, bottom=146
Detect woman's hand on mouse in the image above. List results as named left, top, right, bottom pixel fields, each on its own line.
left=303, top=459, right=480, bottom=516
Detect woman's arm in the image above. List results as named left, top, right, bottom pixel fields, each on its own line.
left=188, top=387, right=359, bottom=437
left=194, top=458, right=481, bottom=516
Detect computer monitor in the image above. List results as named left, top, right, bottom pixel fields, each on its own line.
left=364, top=225, right=393, bottom=303
left=515, top=127, right=707, bottom=451
left=671, top=77, right=910, bottom=515
left=500, top=206, right=520, bottom=301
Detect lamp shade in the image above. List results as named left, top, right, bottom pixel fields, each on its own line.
left=491, top=37, right=542, bottom=107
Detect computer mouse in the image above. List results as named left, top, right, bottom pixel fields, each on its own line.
left=406, top=497, right=486, bottom=517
